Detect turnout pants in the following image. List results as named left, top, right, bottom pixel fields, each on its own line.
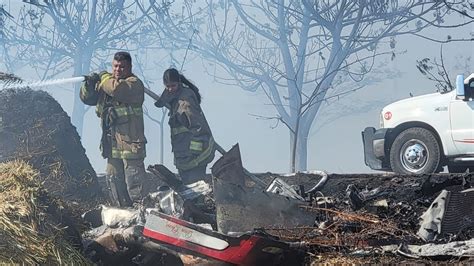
left=178, top=164, right=207, bottom=185
left=106, top=158, right=145, bottom=207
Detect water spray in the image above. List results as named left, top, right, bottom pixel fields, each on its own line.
left=0, top=75, right=163, bottom=101
left=0, top=76, right=86, bottom=90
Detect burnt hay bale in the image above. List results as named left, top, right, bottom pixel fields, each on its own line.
left=0, top=88, right=101, bottom=207
left=0, top=160, right=89, bottom=264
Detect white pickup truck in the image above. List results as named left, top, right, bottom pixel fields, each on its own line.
left=362, top=74, right=474, bottom=174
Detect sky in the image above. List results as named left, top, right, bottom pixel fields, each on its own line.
left=1, top=1, right=473, bottom=175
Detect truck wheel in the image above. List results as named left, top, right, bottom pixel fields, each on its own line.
left=389, top=127, right=440, bottom=174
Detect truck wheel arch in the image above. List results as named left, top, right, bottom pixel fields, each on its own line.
left=386, top=122, right=446, bottom=165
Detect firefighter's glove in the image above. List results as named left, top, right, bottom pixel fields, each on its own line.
left=169, top=112, right=190, bottom=128
left=99, top=71, right=112, bottom=82
left=84, top=72, right=100, bottom=86
left=154, top=100, right=171, bottom=110
left=154, top=89, right=174, bottom=109
left=177, top=112, right=190, bottom=128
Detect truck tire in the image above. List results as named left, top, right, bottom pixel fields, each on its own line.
left=389, top=127, right=440, bottom=174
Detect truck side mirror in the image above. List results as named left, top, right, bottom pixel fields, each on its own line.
left=456, top=74, right=465, bottom=100
left=468, top=79, right=474, bottom=90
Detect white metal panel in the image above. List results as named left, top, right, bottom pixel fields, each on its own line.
left=145, top=213, right=230, bottom=250
left=450, top=99, right=474, bottom=154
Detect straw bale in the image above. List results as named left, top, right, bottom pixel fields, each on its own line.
left=0, top=160, right=90, bottom=265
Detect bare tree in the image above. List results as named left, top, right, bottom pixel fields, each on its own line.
left=415, top=1, right=474, bottom=91
left=443, top=0, right=474, bottom=20
left=417, top=45, right=472, bottom=93
left=137, top=0, right=472, bottom=172
left=2, top=1, right=154, bottom=135
left=0, top=5, right=11, bottom=69
left=0, top=5, right=9, bottom=35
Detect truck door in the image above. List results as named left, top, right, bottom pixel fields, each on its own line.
left=450, top=97, right=474, bottom=155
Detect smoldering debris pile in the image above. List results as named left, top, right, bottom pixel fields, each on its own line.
left=83, top=146, right=474, bottom=265
left=0, top=160, right=89, bottom=264
left=258, top=172, right=474, bottom=264
left=0, top=86, right=101, bottom=208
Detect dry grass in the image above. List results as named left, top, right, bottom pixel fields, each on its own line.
left=0, top=160, right=90, bottom=265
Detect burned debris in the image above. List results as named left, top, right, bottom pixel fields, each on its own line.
left=83, top=145, right=310, bottom=266
left=418, top=188, right=474, bottom=242
left=82, top=144, right=474, bottom=265
left=212, top=145, right=315, bottom=234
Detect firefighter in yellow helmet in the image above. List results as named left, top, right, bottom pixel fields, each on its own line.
left=80, top=51, right=146, bottom=207
left=155, top=68, right=216, bottom=185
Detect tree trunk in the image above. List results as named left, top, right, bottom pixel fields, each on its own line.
left=289, top=124, right=309, bottom=172
left=295, top=130, right=308, bottom=171
left=290, top=116, right=300, bottom=172
left=291, top=38, right=346, bottom=172
left=71, top=49, right=92, bottom=136
left=160, top=110, right=167, bottom=164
